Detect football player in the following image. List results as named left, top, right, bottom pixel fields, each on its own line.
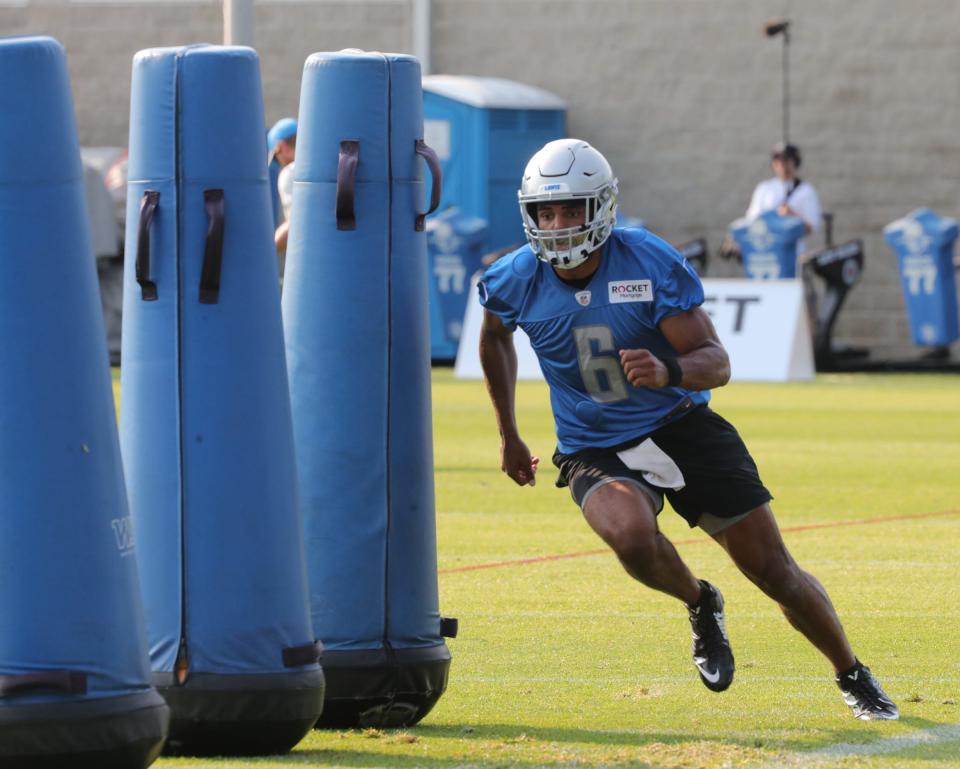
left=478, top=138, right=897, bottom=720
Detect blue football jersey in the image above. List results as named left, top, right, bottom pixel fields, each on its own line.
left=479, top=227, right=711, bottom=453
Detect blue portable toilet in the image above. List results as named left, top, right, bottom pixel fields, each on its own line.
left=0, top=35, right=169, bottom=768
left=884, top=208, right=959, bottom=347
left=284, top=50, right=456, bottom=729
left=729, top=210, right=806, bottom=279
left=120, top=44, right=323, bottom=756
left=423, top=75, right=565, bottom=252
left=427, top=208, right=488, bottom=360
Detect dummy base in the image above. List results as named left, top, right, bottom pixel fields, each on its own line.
left=315, top=644, right=451, bottom=729
left=155, top=669, right=324, bottom=756
left=0, top=689, right=169, bottom=769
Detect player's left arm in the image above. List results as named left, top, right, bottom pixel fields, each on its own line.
left=619, top=307, right=731, bottom=391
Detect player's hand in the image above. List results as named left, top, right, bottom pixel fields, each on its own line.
left=619, top=348, right=668, bottom=388
left=501, top=436, right=539, bottom=487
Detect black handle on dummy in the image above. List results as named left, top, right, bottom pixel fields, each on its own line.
left=136, top=190, right=160, bottom=301
left=282, top=640, right=324, bottom=668
left=414, top=139, right=443, bottom=232
left=0, top=670, right=87, bottom=698
left=199, top=189, right=225, bottom=304
left=336, top=140, right=360, bottom=231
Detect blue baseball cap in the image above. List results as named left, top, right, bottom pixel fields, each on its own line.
left=267, top=117, right=297, bottom=149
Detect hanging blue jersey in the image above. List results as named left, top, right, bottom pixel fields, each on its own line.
left=479, top=227, right=711, bottom=453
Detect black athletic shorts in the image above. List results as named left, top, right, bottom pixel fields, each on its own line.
left=553, top=405, right=772, bottom=533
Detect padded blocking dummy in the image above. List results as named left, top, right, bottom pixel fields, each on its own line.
left=0, top=36, right=169, bottom=769
left=283, top=51, right=455, bottom=729
left=729, top=210, right=806, bottom=279
left=884, top=208, right=959, bottom=347
left=120, top=45, right=323, bottom=755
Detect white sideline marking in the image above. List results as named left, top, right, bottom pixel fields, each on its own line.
left=750, top=723, right=960, bottom=768
left=459, top=674, right=954, bottom=684
left=439, top=726, right=960, bottom=769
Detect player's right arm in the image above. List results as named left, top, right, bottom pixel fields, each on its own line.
left=479, top=309, right=539, bottom=487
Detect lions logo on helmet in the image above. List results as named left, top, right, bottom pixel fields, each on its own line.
left=518, top=139, right=618, bottom=270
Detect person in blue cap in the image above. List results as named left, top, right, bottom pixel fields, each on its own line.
left=267, top=117, right=297, bottom=269
left=478, top=138, right=899, bottom=721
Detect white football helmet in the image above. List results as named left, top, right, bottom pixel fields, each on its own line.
left=518, top=139, right=618, bottom=269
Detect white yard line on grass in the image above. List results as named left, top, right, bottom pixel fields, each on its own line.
left=750, top=723, right=960, bottom=768
left=458, top=674, right=957, bottom=684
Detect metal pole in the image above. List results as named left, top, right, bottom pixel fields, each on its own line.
left=224, top=0, right=255, bottom=48
left=412, top=0, right=431, bottom=75
left=763, top=18, right=791, bottom=145
left=782, top=26, right=790, bottom=144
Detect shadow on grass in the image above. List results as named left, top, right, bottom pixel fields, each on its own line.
left=419, top=715, right=950, bottom=745
left=282, top=715, right=958, bottom=768
left=149, top=717, right=958, bottom=767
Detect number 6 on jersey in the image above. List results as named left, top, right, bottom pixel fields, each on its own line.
left=574, top=325, right=629, bottom=403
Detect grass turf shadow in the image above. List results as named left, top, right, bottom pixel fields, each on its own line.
left=286, top=717, right=959, bottom=769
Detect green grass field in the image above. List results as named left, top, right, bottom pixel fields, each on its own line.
left=118, top=370, right=960, bottom=769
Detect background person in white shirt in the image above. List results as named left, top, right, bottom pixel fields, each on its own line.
left=745, top=142, right=822, bottom=256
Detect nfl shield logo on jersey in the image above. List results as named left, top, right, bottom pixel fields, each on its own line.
left=575, top=290, right=592, bottom=307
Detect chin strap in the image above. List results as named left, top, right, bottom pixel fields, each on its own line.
left=549, top=250, right=592, bottom=270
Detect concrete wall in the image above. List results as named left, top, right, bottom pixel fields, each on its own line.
left=4, top=0, right=958, bottom=355
left=0, top=1, right=409, bottom=144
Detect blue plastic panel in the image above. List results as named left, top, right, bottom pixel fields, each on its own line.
left=121, top=47, right=183, bottom=672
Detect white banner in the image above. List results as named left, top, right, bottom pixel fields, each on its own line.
left=454, top=277, right=814, bottom=382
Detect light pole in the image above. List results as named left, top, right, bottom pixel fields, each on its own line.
left=413, top=0, right=432, bottom=75
left=224, top=0, right=254, bottom=48
left=763, top=18, right=791, bottom=144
